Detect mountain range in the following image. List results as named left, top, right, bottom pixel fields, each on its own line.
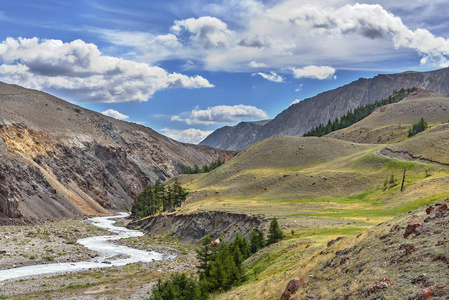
left=200, top=68, right=449, bottom=151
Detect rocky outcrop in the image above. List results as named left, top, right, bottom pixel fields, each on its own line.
left=404, top=221, right=424, bottom=238
left=280, top=278, right=307, bottom=300
left=201, top=67, right=449, bottom=151
left=129, top=210, right=267, bottom=243
left=0, top=81, right=233, bottom=221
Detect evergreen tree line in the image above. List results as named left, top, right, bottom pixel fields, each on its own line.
left=150, top=217, right=284, bottom=300
left=182, top=158, right=225, bottom=174
left=408, top=117, right=428, bottom=137
left=131, top=180, right=188, bottom=219
left=303, top=87, right=417, bottom=137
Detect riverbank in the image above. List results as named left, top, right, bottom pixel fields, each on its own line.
left=0, top=214, right=198, bottom=299
left=0, top=217, right=106, bottom=270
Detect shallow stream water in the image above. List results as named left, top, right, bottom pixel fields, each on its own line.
left=0, top=212, right=163, bottom=281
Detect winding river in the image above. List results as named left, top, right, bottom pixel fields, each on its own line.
left=0, top=212, right=164, bottom=281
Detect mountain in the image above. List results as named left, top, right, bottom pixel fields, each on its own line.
left=201, top=67, right=449, bottom=151
left=0, top=82, right=233, bottom=223
left=199, top=119, right=271, bottom=151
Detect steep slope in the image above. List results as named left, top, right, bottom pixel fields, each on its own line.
left=0, top=82, right=233, bottom=222
left=327, top=89, right=449, bottom=143
left=199, top=120, right=270, bottom=151
left=201, top=67, right=449, bottom=151
left=219, top=200, right=449, bottom=299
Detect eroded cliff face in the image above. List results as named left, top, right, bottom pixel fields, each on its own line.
left=0, top=82, right=233, bottom=222
left=129, top=211, right=267, bottom=243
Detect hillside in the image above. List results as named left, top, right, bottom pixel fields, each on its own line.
left=327, top=89, right=449, bottom=144
left=201, top=67, right=449, bottom=151
left=219, top=200, right=449, bottom=299
left=147, top=91, right=449, bottom=299
left=0, top=82, right=233, bottom=222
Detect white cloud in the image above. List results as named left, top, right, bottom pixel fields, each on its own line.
left=295, top=83, right=304, bottom=92
left=160, top=128, right=213, bottom=144
left=93, top=2, right=449, bottom=70
left=248, top=61, right=268, bottom=68
left=290, top=99, right=301, bottom=106
left=171, top=16, right=233, bottom=49
left=0, top=37, right=213, bottom=103
left=254, top=71, right=284, bottom=83
left=101, top=109, right=129, bottom=120
left=291, top=66, right=336, bottom=80
left=171, top=104, right=269, bottom=125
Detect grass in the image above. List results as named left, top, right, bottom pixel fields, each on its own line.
left=166, top=122, right=449, bottom=299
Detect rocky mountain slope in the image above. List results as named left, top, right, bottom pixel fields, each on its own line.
left=0, top=82, right=233, bottom=222
left=201, top=67, right=449, bottom=151
left=199, top=119, right=270, bottom=151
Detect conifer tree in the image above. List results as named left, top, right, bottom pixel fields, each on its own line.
left=267, top=217, right=284, bottom=245
left=231, top=233, right=249, bottom=259
left=196, top=235, right=214, bottom=280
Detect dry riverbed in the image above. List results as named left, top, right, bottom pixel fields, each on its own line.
left=0, top=216, right=198, bottom=299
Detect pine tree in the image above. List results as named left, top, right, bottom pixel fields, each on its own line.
left=267, top=217, right=284, bottom=245
left=249, top=230, right=259, bottom=254
left=196, top=235, right=215, bottom=280
left=231, top=233, right=249, bottom=259
left=208, top=240, right=237, bottom=291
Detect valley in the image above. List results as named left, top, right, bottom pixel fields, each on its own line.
left=1, top=85, right=449, bottom=299
left=2, top=2, right=449, bottom=299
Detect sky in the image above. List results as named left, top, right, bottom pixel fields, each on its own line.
left=1, top=0, right=449, bottom=143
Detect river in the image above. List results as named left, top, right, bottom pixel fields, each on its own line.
left=0, top=212, right=164, bottom=281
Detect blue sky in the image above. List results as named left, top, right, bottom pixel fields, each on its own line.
left=1, top=0, right=449, bottom=143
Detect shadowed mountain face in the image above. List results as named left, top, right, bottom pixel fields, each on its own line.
left=0, top=82, right=233, bottom=222
left=201, top=67, right=449, bottom=151
left=199, top=120, right=271, bottom=151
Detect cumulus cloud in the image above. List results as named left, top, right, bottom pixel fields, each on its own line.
left=291, top=66, right=336, bottom=80
left=160, top=128, right=213, bottom=144
left=93, top=2, right=449, bottom=70
left=254, top=71, right=284, bottom=83
left=101, top=109, right=129, bottom=120
left=0, top=37, right=213, bottom=103
left=171, top=16, right=233, bottom=49
left=171, top=104, right=269, bottom=125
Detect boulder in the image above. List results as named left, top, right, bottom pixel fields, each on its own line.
left=404, top=221, right=424, bottom=238
left=280, top=278, right=307, bottom=300
left=425, top=206, right=434, bottom=215
left=210, top=238, right=221, bottom=248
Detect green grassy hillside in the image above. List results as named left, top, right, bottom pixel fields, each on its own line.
left=327, top=90, right=449, bottom=144
left=161, top=91, right=449, bottom=299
